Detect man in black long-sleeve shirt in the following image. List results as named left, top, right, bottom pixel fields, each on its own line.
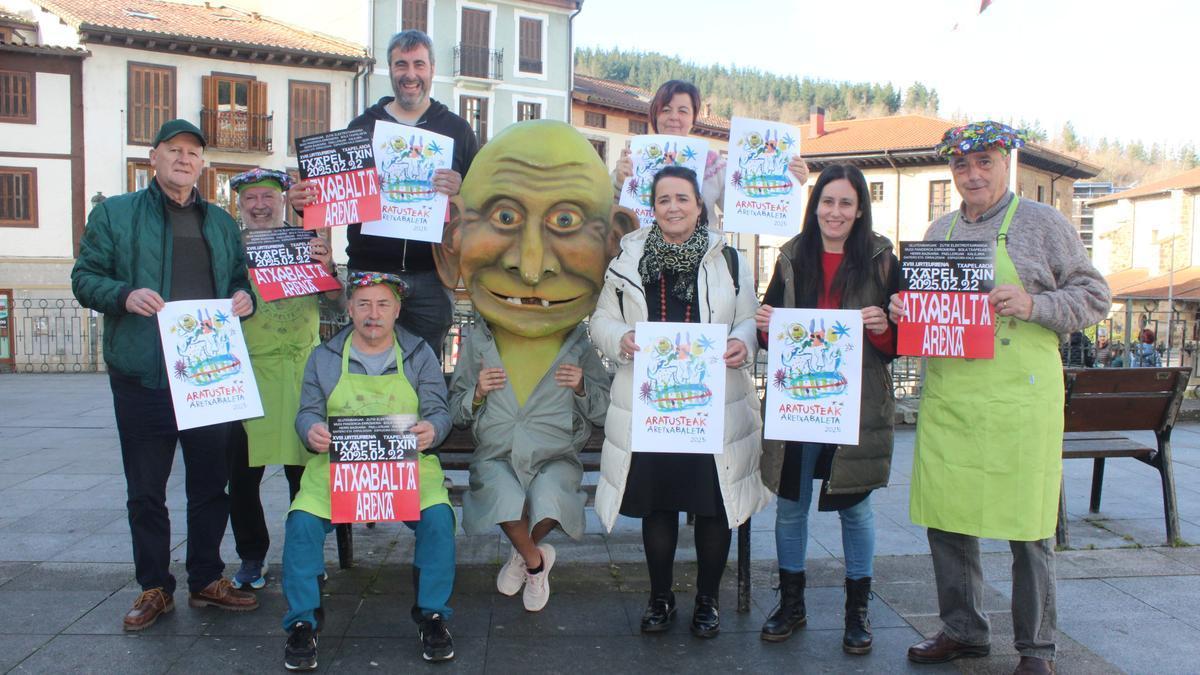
left=291, top=30, right=480, bottom=360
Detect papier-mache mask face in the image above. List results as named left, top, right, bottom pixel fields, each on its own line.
left=435, top=120, right=638, bottom=338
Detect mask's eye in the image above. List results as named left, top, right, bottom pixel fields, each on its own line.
left=488, top=203, right=524, bottom=230
left=546, top=207, right=583, bottom=232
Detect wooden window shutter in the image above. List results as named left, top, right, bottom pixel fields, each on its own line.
left=251, top=80, right=269, bottom=152
left=519, top=18, right=542, bottom=73
left=201, top=167, right=217, bottom=203
left=201, top=75, right=217, bottom=144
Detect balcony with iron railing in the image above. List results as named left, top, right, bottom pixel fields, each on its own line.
left=454, top=44, right=503, bottom=81
left=200, top=108, right=273, bottom=153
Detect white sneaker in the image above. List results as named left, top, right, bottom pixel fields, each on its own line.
left=496, top=546, right=526, bottom=596
left=522, top=544, right=556, bottom=612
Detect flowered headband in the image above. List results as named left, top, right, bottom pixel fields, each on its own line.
left=346, top=271, right=408, bottom=299
left=230, top=168, right=295, bottom=193
left=936, top=121, right=1029, bottom=157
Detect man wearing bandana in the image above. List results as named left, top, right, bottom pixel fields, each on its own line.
left=889, top=122, right=1110, bottom=675
left=283, top=272, right=455, bottom=669
left=225, top=169, right=339, bottom=591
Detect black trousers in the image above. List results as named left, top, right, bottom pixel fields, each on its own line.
left=227, top=423, right=304, bottom=561
left=109, top=371, right=232, bottom=594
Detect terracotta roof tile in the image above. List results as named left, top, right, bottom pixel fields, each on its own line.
left=797, top=114, right=953, bottom=155
left=573, top=74, right=651, bottom=111
left=1088, top=167, right=1200, bottom=205
left=36, top=0, right=367, bottom=59
left=1109, top=266, right=1200, bottom=300
left=573, top=74, right=732, bottom=133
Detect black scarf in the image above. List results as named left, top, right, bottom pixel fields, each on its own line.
left=638, top=220, right=709, bottom=304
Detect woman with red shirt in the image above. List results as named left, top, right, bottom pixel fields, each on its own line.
left=754, top=164, right=899, bottom=654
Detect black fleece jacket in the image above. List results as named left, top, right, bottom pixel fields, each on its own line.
left=344, top=97, right=479, bottom=274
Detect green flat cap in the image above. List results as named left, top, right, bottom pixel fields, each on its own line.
left=153, top=119, right=207, bottom=147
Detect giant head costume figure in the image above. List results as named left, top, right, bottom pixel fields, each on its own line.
left=435, top=120, right=636, bottom=362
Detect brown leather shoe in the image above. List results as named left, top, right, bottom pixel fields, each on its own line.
left=187, top=578, right=259, bottom=611
left=1013, top=656, right=1055, bottom=674
left=123, top=588, right=174, bottom=631
left=907, top=631, right=990, bottom=664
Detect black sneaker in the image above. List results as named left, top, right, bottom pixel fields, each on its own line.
left=419, top=613, right=455, bottom=662
left=284, top=621, right=317, bottom=671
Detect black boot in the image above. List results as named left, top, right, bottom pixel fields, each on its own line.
left=690, top=594, right=720, bottom=639
left=843, top=577, right=873, bottom=655
left=761, top=569, right=807, bottom=642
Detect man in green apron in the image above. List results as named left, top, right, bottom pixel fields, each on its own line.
left=226, top=168, right=340, bottom=591
left=889, top=122, right=1111, bottom=675
left=282, top=272, right=455, bottom=669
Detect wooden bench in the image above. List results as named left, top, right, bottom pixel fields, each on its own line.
left=335, top=425, right=755, bottom=612
left=1056, top=366, right=1187, bottom=547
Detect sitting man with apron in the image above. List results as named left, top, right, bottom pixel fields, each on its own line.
left=889, top=122, right=1110, bottom=675
left=283, top=272, right=455, bottom=669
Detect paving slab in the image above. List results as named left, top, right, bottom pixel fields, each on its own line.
left=0, top=590, right=110, bottom=635
left=8, top=634, right=196, bottom=673
left=327, top=635, right=487, bottom=673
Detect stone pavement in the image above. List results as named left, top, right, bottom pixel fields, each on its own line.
left=2, top=374, right=1200, bottom=674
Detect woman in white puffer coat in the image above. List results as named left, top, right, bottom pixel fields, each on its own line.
left=590, top=165, right=771, bottom=639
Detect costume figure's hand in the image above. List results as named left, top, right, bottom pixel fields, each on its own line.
left=555, top=363, right=585, bottom=394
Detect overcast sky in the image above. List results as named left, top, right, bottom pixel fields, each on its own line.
left=575, top=0, right=1197, bottom=149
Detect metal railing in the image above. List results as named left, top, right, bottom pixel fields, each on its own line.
left=200, top=109, right=273, bottom=153
left=453, top=44, right=503, bottom=80
left=11, top=297, right=101, bottom=373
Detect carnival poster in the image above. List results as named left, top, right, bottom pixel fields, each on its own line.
left=296, top=128, right=381, bottom=229
left=897, top=240, right=995, bottom=359
left=721, top=117, right=802, bottom=236
left=763, top=308, right=863, bottom=445
left=630, top=321, right=727, bottom=454
left=329, top=414, right=420, bottom=524
left=618, top=134, right=709, bottom=228
left=157, top=299, right=264, bottom=430
left=360, top=122, right=454, bottom=243
left=243, top=228, right=340, bottom=301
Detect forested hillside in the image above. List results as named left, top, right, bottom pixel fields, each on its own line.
left=575, top=47, right=939, bottom=122
left=575, top=48, right=1199, bottom=187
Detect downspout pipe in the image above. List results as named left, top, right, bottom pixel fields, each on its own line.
left=884, top=149, right=901, bottom=244
left=567, top=1, right=583, bottom=123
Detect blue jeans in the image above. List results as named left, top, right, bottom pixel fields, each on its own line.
left=281, top=504, right=456, bottom=630
left=774, top=443, right=876, bottom=579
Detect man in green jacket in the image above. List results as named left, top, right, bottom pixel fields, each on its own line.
left=72, top=119, right=260, bottom=631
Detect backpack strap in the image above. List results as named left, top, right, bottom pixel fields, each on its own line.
left=721, top=245, right=740, bottom=296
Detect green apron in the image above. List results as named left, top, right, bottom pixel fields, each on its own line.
left=289, top=338, right=451, bottom=520
left=910, top=197, right=1063, bottom=541
left=242, top=282, right=318, bottom=467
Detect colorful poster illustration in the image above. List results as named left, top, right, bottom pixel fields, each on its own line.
left=360, top=122, right=454, bottom=243
left=243, top=228, right=341, bottom=302
left=763, top=308, right=863, bottom=445
left=156, top=299, right=264, bottom=430
left=329, top=415, right=420, bottom=524
left=629, top=321, right=727, bottom=454
left=618, top=134, right=710, bottom=228
left=721, top=117, right=802, bottom=236
left=897, top=240, right=995, bottom=359
left=296, top=128, right=381, bottom=229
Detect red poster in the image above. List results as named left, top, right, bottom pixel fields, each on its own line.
left=897, top=241, right=995, bottom=359
left=328, top=416, right=420, bottom=524
left=244, top=228, right=341, bottom=302
left=297, top=128, right=381, bottom=229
